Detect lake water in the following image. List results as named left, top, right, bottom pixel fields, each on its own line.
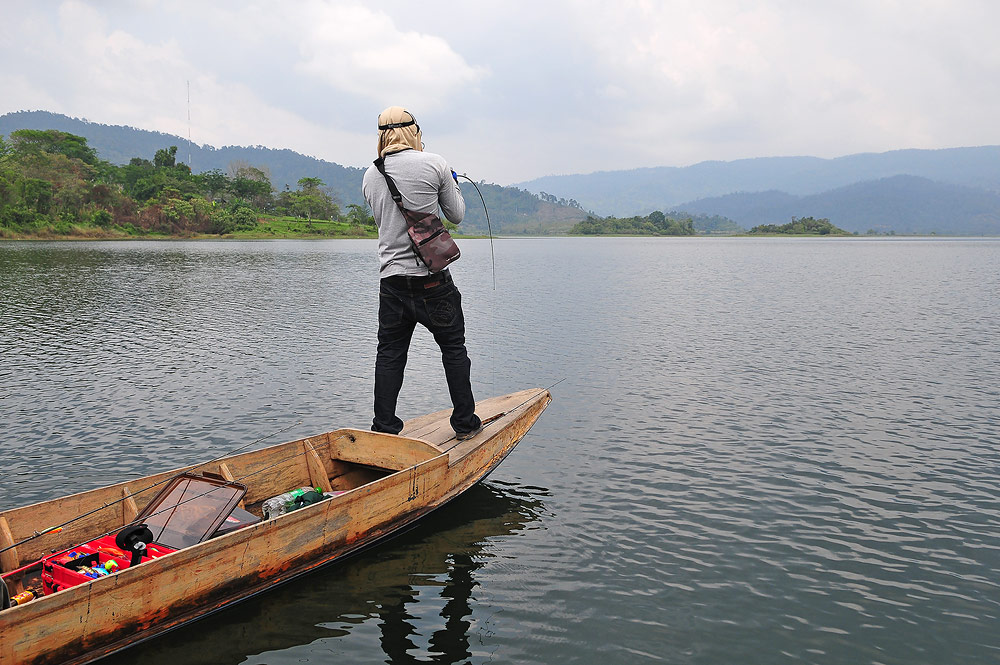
left=1, top=237, right=999, bottom=664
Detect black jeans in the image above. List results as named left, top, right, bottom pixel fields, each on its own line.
left=373, top=270, right=481, bottom=435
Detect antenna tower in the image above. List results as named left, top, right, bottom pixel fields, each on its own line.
left=187, top=80, right=192, bottom=169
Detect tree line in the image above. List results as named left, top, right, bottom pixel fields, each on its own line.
left=0, top=129, right=374, bottom=237
left=537, top=191, right=583, bottom=209
left=747, top=216, right=849, bottom=235
left=571, top=210, right=697, bottom=236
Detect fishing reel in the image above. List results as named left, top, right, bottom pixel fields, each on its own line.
left=115, top=524, right=154, bottom=568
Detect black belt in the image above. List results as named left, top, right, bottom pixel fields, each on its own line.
left=382, top=270, right=452, bottom=290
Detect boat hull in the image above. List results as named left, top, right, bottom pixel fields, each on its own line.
left=0, top=389, right=550, bottom=665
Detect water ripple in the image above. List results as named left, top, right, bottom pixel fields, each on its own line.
left=2, top=238, right=999, bottom=664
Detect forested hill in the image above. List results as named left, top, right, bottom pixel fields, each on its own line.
left=457, top=182, right=585, bottom=234
left=0, top=110, right=366, bottom=206
left=0, top=111, right=588, bottom=234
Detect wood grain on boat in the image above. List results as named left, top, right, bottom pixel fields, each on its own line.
left=0, top=389, right=550, bottom=665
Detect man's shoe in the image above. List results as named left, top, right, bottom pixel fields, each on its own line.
left=455, top=425, right=483, bottom=441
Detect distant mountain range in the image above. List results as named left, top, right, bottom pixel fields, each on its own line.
left=517, top=147, right=1000, bottom=235
left=517, top=148, right=1000, bottom=213
left=5, top=111, right=1000, bottom=234
left=680, top=176, right=1000, bottom=235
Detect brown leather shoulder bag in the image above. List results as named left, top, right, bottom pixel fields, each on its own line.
left=373, top=157, right=461, bottom=273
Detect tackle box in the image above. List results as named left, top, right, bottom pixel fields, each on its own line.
left=41, top=535, right=176, bottom=595
left=41, top=472, right=259, bottom=595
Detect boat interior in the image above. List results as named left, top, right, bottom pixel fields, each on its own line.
left=1, top=428, right=445, bottom=609
left=1, top=387, right=547, bottom=613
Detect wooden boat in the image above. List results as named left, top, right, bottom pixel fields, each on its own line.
left=0, top=389, right=551, bottom=665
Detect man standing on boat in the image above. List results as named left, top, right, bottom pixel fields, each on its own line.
left=363, top=106, right=482, bottom=440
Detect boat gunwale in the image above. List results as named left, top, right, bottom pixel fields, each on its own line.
left=46, top=472, right=490, bottom=665
left=0, top=388, right=552, bottom=665
left=0, top=428, right=440, bottom=568
left=1, top=387, right=550, bottom=544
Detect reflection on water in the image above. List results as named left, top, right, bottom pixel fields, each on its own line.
left=99, top=481, right=548, bottom=665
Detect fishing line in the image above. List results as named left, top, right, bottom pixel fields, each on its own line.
left=457, top=173, right=498, bottom=396
left=440, top=378, right=566, bottom=445
left=2, top=387, right=560, bottom=571
left=76, top=432, right=358, bottom=547
left=504, top=378, right=565, bottom=414
left=457, top=174, right=495, bottom=292
left=0, top=420, right=302, bottom=556
left=0, top=433, right=355, bottom=580
left=104, top=383, right=563, bottom=525
left=0, top=430, right=353, bottom=571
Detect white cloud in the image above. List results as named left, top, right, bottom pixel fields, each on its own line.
left=1, top=0, right=372, bottom=165
left=3, top=0, right=1000, bottom=182
left=0, top=72, right=61, bottom=114
left=520, top=0, right=1000, bottom=172
left=291, top=2, right=488, bottom=111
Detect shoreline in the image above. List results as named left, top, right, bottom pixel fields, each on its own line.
left=2, top=233, right=992, bottom=241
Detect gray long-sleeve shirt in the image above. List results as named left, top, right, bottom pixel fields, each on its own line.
left=362, top=149, right=465, bottom=277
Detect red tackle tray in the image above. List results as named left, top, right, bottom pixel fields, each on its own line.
left=41, top=534, right=176, bottom=595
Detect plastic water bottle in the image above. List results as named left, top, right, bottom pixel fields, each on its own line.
left=261, top=487, right=323, bottom=519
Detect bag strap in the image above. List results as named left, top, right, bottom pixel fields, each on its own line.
left=373, top=157, right=407, bottom=213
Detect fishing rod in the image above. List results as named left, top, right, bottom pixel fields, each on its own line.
left=456, top=174, right=496, bottom=291
left=0, top=430, right=357, bottom=580
left=440, top=378, right=566, bottom=445
left=2, top=381, right=565, bottom=559
left=1, top=390, right=563, bottom=594
left=3, top=372, right=561, bottom=559
left=103, top=383, right=565, bottom=530
left=455, top=172, right=501, bottom=394
left=61, top=431, right=359, bottom=553
left=0, top=420, right=302, bottom=556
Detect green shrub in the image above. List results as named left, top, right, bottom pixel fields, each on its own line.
left=230, top=205, right=259, bottom=231
left=211, top=204, right=259, bottom=234
left=92, top=209, right=113, bottom=227
left=52, top=218, right=75, bottom=235
left=0, top=205, right=40, bottom=229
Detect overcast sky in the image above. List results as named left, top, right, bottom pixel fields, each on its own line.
left=3, top=0, right=999, bottom=184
